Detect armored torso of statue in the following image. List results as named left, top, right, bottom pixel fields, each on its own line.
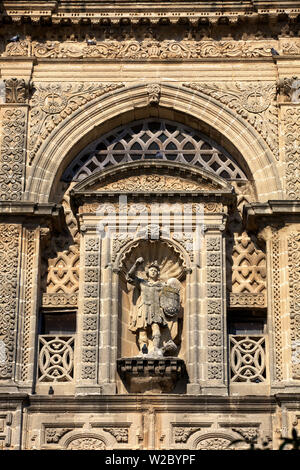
left=126, top=257, right=181, bottom=358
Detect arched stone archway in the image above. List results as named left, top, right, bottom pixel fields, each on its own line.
left=25, top=83, right=283, bottom=203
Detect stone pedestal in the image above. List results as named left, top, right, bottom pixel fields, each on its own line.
left=117, top=357, right=186, bottom=394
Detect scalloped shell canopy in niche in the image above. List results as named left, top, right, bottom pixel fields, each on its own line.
left=63, top=119, right=247, bottom=182
left=119, top=239, right=185, bottom=281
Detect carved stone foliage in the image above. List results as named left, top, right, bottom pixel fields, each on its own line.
left=41, top=191, right=79, bottom=308
left=174, top=427, right=201, bottom=443
left=0, top=224, right=21, bottom=379
left=67, top=437, right=106, bottom=450
left=4, top=78, right=29, bottom=103
left=283, top=107, right=300, bottom=199
left=3, top=39, right=274, bottom=60
left=95, top=174, right=218, bottom=193
left=196, top=437, right=232, bottom=450
left=226, top=232, right=266, bottom=308
left=45, top=428, right=72, bottom=444
left=29, top=82, right=125, bottom=163
left=183, top=82, right=279, bottom=160
left=0, top=108, right=26, bottom=201
left=288, top=232, right=300, bottom=379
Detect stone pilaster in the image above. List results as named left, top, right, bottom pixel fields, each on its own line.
left=201, top=222, right=228, bottom=395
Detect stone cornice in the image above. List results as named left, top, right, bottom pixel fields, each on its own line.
left=1, top=1, right=300, bottom=26
left=243, top=200, right=300, bottom=230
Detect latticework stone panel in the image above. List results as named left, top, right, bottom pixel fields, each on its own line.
left=63, top=119, right=247, bottom=182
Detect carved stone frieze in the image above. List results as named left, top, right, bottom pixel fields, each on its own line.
left=6, top=39, right=274, bottom=61
left=81, top=235, right=101, bottom=381
left=183, top=82, right=279, bottom=160
left=29, top=82, right=125, bottom=164
left=0, top=108, right=26, bottom=201
left=21, top=228, right=36, bottom=382
left=288, top=232, right=300, bottom=379
left=0, top=224, right=21, bottom=379
left=283, top=107, right=300, bottom=199
left=206, top=235, right=223, bottom=383
left=95, top=174, right=218, bottom=193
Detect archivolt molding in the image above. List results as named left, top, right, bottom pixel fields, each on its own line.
left=25, top=83, right=282, bottom=203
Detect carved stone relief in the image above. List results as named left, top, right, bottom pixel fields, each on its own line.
left=283, top=107, right=300, bottom=199
left=206, top=234, right=224, bottom=382
left=288, top=232, right=300, bottom=379
left=29, top=82, right=125, bottom=164
left=183, top=82, right=279, bottom=160
left=41, top=191, right=79, bottom=308
left=0, top=108, right=26, bottom=201
left=0, top=224, right=21, bottom=379
left=2, top=39, right=275, bottom=60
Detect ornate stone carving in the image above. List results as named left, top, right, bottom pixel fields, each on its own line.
left=288, top=232, right=300, bottom=379
left=3, top=40, right=30, bottom=57
left=0, top=108, right=26, bottom=201
left=226, top=232, right=266, bottom=307
left=67, top=437, right=106, bottom=450
left=183, top=82, right=279, bottom=160
left=174, top=427, right=201, bottom=443
left=102, top=428, right=128, bottom=443
left=147, top=83, right=161, bottom=106
left=29, top=82, right=125, bottom=163
left=81, top=235, right=100, bottom=381
left=126, top=257, right=181, bottom=357
left=283, top=107, right=300, bottom=199
left=0, top=224, right=21, bottom=378
left=196, top=437, right=232, bottom=450
left=4, top=78, right=29, bottom=103
left=21, top=228, right=36, bottom=382
left=271, top=231, right=283, bottom=382
left=279, top=76, right=300, bottom=103
left=64, top=118, right=247, bottom=182
left=27, top=39, right=273, bottom=60
left=41, top=191, right=79, bottom=304
left=45, top=428, right=72, bottom=444
left=42, top=293, right=78, bottom=308
left=38, top=335, right=75, bottom=382
left=94, top=174, right=218, bottom=193
left=206, top=235, right=223, bottom=383
left=230, top=335, right=267, bottom=383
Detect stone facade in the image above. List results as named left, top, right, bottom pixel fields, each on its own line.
left=0, top=0, right=300, bottom=450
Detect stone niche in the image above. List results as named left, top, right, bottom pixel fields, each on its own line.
left=117, top=239, right=188, bottom=394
